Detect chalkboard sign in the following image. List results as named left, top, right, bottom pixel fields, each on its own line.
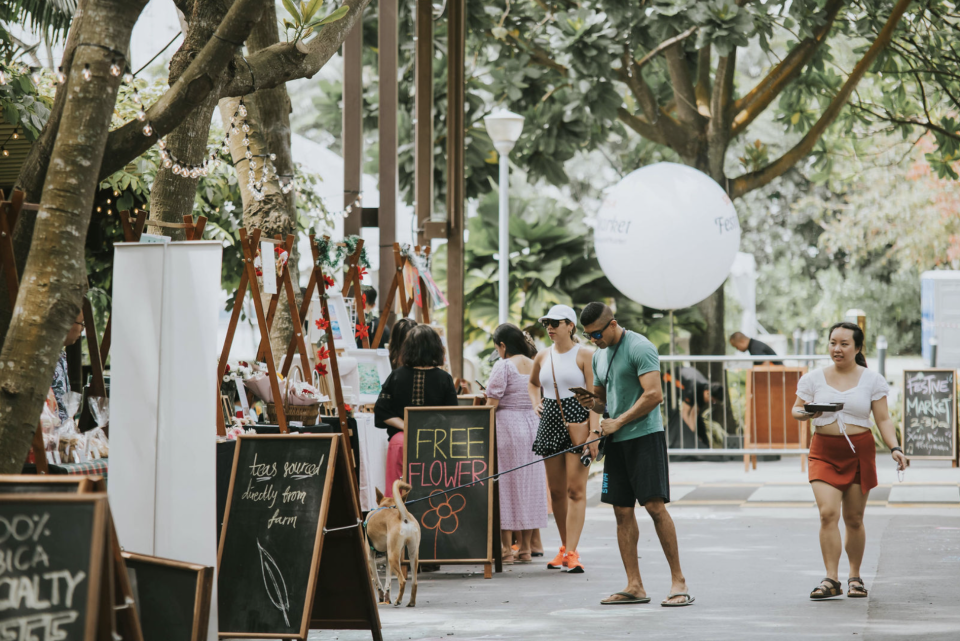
left=0, top=494, right=109, bottom=641
left=403, top=406, right=496, bottom=565
left=217, top=435, right=335, bottom=638
left=901, top=369, right=957, bottom=460
left=123, top=552, right=212, bottom=641
left=0, top=474, right=102, bottom=494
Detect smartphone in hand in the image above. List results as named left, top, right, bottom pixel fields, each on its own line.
left=569, top=386, right=596, bottom=398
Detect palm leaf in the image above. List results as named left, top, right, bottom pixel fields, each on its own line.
left=5, top=0, right=76, bottom=41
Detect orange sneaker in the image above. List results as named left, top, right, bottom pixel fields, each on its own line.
left=564, top=550, right=584, bottom=574
left=547, top=545, right=566, bottom=569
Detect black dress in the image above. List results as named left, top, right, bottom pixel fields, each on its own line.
left=374, top=366, right=459, bottom=441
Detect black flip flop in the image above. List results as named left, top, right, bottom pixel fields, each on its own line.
left=847, top=577, right=868, bottom=598
left=810, top=578, right=842, bottom=600
left=600, top=591, right=651, bottom=605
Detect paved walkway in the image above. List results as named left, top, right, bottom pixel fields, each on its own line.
left=311, top=457, right=960, bottom=641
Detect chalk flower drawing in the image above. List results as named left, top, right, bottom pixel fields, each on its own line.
left=257, top=539, right=291, bottom=627
left=420, top=491, right=466, bottom=557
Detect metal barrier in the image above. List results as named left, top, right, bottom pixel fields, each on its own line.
left=658, top=354, right=831, bottom=457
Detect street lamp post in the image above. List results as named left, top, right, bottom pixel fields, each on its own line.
left=483, top=110, right=525, bottom=325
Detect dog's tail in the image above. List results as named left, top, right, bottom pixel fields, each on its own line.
left=393, top=479, right=414, bottom=523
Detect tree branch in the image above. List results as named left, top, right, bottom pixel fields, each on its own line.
left=98, top=0, right=265, bottom=180
left=730, top=0, right=915, bottom=199
left=850, top=102, right=960, bottom=143
left=617, top=52, right=661, bottom=124
left=706, top=50, right=736, bottom=180
left=730, top=0, right=844, bottom=137
left=695, top=45, right=712, bottom=117
left=617, top=107, right=668, bottom=145
left=636, top=26, right=698, bottom=72
left=220, top=0, right=372, bottom=97
left=664, top=39, right=704, bottom=128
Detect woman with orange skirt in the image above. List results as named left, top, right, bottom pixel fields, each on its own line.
left=792, top=322, right=906, bottom=600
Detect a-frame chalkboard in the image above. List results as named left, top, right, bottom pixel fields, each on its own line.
left=403, top=406, right=497, bottom=577
left=901, top=369, right=957, bottom=462
left=0, top=475, right=145, bottom=641
left=0, top=494, right=113, bottom=641
left=216, top=433, right=381, bottom=640
left=122, top=552, right=213, bottom=641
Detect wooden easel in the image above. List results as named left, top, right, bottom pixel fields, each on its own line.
left=254, top=234, right=312, bottom=375
left=216, top=229, right=289, bottom=435
left=341, top=238, right=370, bottom=348
left=371, top=242, right=411, bottom=349
left=408, top=245, right=432, bottom=324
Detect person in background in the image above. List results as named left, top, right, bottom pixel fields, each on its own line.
left=575, top=302, right=693, bottom=606
left=729, top=331, right=782, bottom=365
left=485, top=324, right=547, bottom=564
left=360, top=286, right=390, bottom=348
left=388, top=318, right=417, bottom=370
left=665, top=367, right=724, bottom=452
left=51, top=312, right=85, bottom=423
left=792, top=321, right=906, bottom=600
left=529, top=304, right=597, bottom=574
left=375, top=325, right=459, bottom=497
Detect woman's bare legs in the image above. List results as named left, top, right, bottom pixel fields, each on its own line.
left=563, top=453, right=589, bottom=552
left=841, top=484, right=870, bottom=579
left=812, top=481, right=844, bottom=581
left=544, top=456, right=568, bottom=547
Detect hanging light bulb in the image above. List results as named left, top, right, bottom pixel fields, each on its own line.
left=11, top=128, right=18, bottom=140
left=238, top=103, right=247, bottom=117
left=172, top=164, right=181, bottom=175
left=241, top=124, right=250, bottom=133
left=123, top=72, right=133, bottom=84
left=132, top=89, right=141, bottom=104
left=31, top=71, right=41, bottom=85
left=163, top=159, right=173, bottom=169
left=142, top=122, right=153, bottom=137
left=1, top=147, right=7, bottom=157
left=109, top=59, right=121, bottom=77
left=82, top=64, right=92, bottom=81
left=157, top=139, right=166, bottom=150
left=0, top=69, right=7, bottom=85
left=55, top=66, right=66, bottom=84
left=136, top=108, right=146, bottom=121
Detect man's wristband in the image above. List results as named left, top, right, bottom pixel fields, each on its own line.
left=891, top=446, right=903, bottom=454
left=590, top=429, right=601, bottom=435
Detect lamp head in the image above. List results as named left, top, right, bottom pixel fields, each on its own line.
left=484, top=109, right=524, bottom=154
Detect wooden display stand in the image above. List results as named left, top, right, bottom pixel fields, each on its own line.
left=371, top=243, right=411, bottom=349
left=341, top=238, right=370, bottom=348
left=743, top=365, right=809, bottom=471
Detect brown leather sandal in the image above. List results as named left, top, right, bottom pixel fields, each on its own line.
left=847, top=577, right=868, bottom=598
left=810, top=578, right=843, bottom=599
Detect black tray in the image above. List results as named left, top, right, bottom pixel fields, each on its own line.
left=804, top=403, right=844, bottom=413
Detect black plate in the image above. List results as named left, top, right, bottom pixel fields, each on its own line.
left=804, top=403, right=844, bottom=413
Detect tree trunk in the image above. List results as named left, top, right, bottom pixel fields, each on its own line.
left=0, top=0, right=149, bottom=474
left=218, top=89, right=299, bottom=365
left=241, top=3, right=302, bottom=364
left=148, top=0, right=233, bottom=239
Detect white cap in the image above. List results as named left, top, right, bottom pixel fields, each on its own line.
left=539, top=304, right=577, bottom=325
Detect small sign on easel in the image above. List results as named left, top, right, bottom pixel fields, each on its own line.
left=260, top=239, right=279, bottom=295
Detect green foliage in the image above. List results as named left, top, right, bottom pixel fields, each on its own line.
left=0, top=0, right=75, bottom=49
left=0, top=64, right=51, bottom=140
left=281, top=0, right=350, bottom=43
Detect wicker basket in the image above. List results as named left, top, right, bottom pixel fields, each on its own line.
left=265, top=365, right=319, bottom=426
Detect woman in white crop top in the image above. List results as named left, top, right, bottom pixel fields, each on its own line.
left=791, top=322, right=906, bottom=601
left=528, top=304, right=597, bottom=574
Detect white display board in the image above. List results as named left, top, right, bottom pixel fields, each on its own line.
left=110, top=241, right=222, bottom=641
left=355, top=413, right=389, bottom=512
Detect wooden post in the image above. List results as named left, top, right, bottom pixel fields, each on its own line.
left=379, top=0, right=398, bottom=308
left=341, top=239, right=370, bottom=348
left=343, top=4, right=363, bottom=237
left=446, top=0, right=466, bottom=379
left=256, top=234, right=293, bottom=363
left=415, top=0, right=433, bottom=247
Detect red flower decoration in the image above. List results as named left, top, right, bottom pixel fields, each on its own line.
left=361, top=293, right=366, bottom=308
left=344, top=404, right=353, bottom=413
left=314, top=362, right=328, bottom=377
left=314, top=317, right=330, bottom=332
left=358, top=266, right=368, bottom=279
left=316, top=346, right=330, bottom=362
left=355, top=323, right=369, bottom=340
left=225, top=364, right=231, bottom=373
left=323, top=275, right=335, bottom=290
left=255, top=268, right=263, bottom=277
left=274, top=245, right=284, bottom=256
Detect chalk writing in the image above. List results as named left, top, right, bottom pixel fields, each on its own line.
left=902, top=370, right=955, bottom=458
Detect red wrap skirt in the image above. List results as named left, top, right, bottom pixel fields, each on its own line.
left=808, top=431, right=877, bottom=494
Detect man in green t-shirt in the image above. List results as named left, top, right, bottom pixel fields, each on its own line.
left=575, top=302, right=694, bottom=607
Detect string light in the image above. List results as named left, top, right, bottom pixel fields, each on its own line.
left=1, top=147, right=7, bottom=157
left=109, top=59, right=122, bottom=77
left=0, top=68, right=6, bottom=85
left=55, top=66, right=66, bottom=84
left=11, top=128, right=18, bottom=140
left=81, top=64, right=92, bottom=81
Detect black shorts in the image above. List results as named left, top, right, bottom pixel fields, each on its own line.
left=600, top=431, right=670, bottom=507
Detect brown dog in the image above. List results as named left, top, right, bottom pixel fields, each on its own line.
left=364, top=479, right=421, bottom=606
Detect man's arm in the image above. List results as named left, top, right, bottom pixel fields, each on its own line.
left=601, top=370, right=664, bottom=435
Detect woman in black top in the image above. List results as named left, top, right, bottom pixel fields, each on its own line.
left=389, top=318, right=417, bottom=369
left=376, top=325, right=459, bottom=496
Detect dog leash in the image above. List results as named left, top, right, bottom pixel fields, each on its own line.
left=399, top=436, right=605, bottom=508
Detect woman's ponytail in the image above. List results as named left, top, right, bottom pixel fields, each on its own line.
left=855, top=352, right=867, bottom=368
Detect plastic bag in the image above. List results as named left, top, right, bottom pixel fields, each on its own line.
left=84, top=396, right=110, bottom=460
left=39, top=388, right=61, bottom=463
left=56, top=392, right=83, bottom=463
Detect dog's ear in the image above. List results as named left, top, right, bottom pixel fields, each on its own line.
left=375, top=487, right=384, bottom=504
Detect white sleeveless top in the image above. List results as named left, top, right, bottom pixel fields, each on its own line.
left=539, top=345, right=584, bottom=400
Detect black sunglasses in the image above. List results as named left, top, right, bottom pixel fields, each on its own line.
left=541, top=319, right=564, bottom=329
left=583, top=318, right=615, bottom=340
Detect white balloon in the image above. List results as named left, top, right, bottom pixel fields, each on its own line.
left=594, top=162, right=741, bottom=310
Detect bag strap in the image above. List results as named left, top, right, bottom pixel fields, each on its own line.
left=549, top=348, right=568, bottom=426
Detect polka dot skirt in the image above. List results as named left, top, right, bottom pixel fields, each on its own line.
left=533, top=397, right=591, bottom=457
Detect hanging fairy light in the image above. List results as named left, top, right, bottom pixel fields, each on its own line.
left=81, top=64, right=92, bottom=81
